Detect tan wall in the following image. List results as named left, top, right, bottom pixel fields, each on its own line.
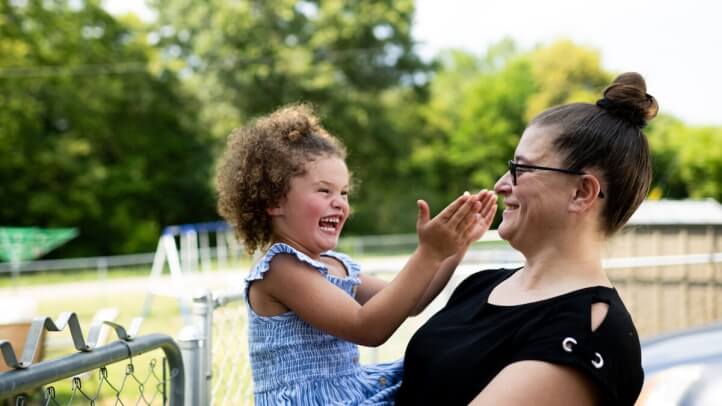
left=605, top=224, right=722, bottom=338
left=606, top=224, right=721, bottom=257
left=0, top=323, right=45, bottom=372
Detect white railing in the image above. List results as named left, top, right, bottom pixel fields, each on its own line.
left=0, top=232, right=449, bottom=275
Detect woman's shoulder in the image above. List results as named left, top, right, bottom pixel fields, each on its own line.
left=513, top=286, right=643, bottom=405
left=546, top=286, right=637, bottom=334
left=521, top=286, right=640, bottom=348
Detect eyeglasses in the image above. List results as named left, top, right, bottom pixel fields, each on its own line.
left=507, top=160, right=605, bottom=198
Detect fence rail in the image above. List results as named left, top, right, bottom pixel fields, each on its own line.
left=0, top=232, right=485, bottom=275
left=0, top=311, right=183, bottom=405
left=0, top=252, right=156, bottom=274
left=0, top=335, right=183, bottom=403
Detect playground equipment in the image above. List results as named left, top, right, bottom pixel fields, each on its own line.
left=142, top=222, right=243, bottom=322
left=0, top=227, right=78, bottom=282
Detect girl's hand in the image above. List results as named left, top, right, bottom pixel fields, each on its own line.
left=466, top=189, right=497, bottom=245
left=416, top=191, right=494, bottom=261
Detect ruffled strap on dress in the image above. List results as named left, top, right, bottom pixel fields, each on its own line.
left=244, top=243, right=330, bottom=299
left=321, top=250, right=362, bottom=284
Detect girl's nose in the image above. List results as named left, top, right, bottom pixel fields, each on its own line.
left=332, top=194, right=348, bottom=209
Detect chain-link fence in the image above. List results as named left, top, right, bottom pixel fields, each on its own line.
left=12, top=353, right=169, bottom=405
left=210, top=296, right=253, bottom=404
left=0, top=315, right=183, bottom=406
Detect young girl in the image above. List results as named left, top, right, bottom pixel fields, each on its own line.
left=216, top=104, right=497, bottom=405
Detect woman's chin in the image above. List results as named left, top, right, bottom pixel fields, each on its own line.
left=497, top=222, right=513, bottom=242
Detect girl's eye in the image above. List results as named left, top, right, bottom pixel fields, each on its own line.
left=318, top=188, right=330, bottom=194
left=341, top=191, right=349, bottom=198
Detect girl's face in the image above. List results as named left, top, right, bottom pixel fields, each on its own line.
left=493, top=125, right=577, bottom=251
left=268, top=155, right=350, bottom=258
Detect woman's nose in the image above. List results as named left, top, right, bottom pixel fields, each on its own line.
left=494, top=171, right=512, bottom=195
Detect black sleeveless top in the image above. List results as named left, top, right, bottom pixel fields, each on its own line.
left=396, top=268, right=643, bottom=405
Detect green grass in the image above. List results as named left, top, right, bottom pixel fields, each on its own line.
left=0, top=266, right=150, bottom=289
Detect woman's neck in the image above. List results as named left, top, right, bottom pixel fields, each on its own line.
left=517, top=229, right=609, bottom=290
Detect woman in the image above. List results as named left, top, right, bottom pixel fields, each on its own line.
left=396, top=72, right=658, bottom=406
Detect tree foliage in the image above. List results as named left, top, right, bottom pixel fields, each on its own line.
left=150, top=0, right=433, bottom=234
left=0, top=2, right=719, bottom=257
left=525, top=39, right=610, bottom=120
left=647, top=117, right=722, bottom=201
left=0, top=0, right=216, bottom=255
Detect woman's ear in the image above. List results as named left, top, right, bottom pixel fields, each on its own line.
left=570, top=174, right=603, bottom=213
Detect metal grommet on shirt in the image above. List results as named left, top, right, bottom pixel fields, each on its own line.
left=592, top=352, right=604, bottom=369
left=562, top=337, right=577, bottom=352
left=378, top=376, right=387, bottom=386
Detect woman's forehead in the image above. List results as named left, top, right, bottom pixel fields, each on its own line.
left=515, top=125, right=558, bottom=162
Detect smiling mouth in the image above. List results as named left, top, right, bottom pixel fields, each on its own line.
left=504, top=202, right=519, bottom=211
left=319, top=216, right=342, bottom=232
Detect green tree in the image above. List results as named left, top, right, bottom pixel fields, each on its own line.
left=646, top=117, right=722, bottom=202
left=0, top=0, right=216, bottom=255
left=411, top=39, right=667, bottom=223
left=410, top=43, right=535, bottom=210
left=150, top=0, right=433, bottom=234
left=525, top=39, right=610, bottom=120
left=676, top=126, right=722, bottom=200
left=645, top=115, right=690, bottom=199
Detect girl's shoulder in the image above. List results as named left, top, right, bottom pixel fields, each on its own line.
left=242, top=243, right=323, bottom=301
left=243, top=243, right=361, bottom=301
left=246, top=243, right=361, bottom=283
left=320, top=250, right=361, bottom=280
left=248, top=243, right=327, bottom=281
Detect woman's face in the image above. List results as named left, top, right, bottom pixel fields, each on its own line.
left=494, top=125, right=578, bottom=250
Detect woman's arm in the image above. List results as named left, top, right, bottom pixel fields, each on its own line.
left=468, top=361, right=600, bottom=406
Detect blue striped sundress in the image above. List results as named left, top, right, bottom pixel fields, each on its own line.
left=244, top=243, right=403, bottom=405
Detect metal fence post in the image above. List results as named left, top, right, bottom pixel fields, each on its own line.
left=97, top=257, right=108, bottom=281
left=191, top=291, right=214, bottom=406
left=178, top=325, right=203, bottom=406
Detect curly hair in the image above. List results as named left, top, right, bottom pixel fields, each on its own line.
left=216, top=104, right=347, bottom=254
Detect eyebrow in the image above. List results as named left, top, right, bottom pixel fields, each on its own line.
left=314, top=180, right=349, bottom=188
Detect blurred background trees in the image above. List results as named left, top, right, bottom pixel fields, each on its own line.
left=0, top=0, right=216, bottom=255
left=1, top=0, right=720, bottom=256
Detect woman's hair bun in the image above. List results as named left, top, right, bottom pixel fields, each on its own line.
left=596, top=72, right=659, bottom=128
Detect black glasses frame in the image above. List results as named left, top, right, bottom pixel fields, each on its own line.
left=507, top=160, right=605, bottom=198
